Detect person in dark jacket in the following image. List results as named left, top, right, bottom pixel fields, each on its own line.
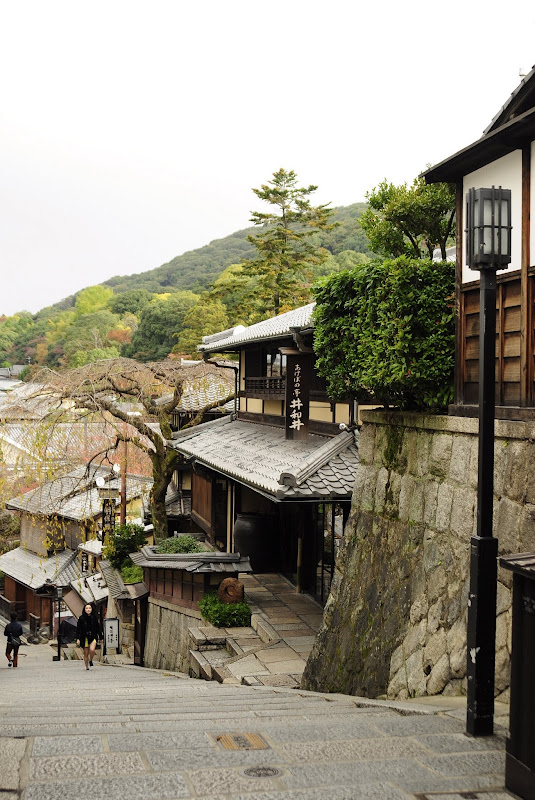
left=4, top=612, right=23, bottom=668
left=76, top=603, right=102, bottom=670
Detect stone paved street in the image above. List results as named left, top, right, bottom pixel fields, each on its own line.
left=0, top=639, right=512, bottom=800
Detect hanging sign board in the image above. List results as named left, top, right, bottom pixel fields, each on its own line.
left=101, top=498, right=116, bottom=544
left=103, top=618, right=120, bottom=655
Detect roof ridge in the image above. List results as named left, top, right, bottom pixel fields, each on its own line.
left=278, top=430, right=355, bottom=487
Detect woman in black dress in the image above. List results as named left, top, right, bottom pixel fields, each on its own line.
left=76, top=603, right=102, bottom=670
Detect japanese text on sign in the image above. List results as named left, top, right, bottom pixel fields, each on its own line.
left=290, top=363, right=304, bottom=430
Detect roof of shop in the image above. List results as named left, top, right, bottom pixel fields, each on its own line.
left=171, top=417, right=358, bottom=501
left=198, top=304, right=315, bottom=354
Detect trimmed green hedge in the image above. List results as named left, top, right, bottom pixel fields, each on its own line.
left=156, top=535, right=204, bottom=554
left=313, top=257, right=455, bottom=410
left=198, top=592, right=251, bottom=628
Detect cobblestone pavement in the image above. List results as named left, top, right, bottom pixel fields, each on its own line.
left=0, top=639, right=512, bottom=800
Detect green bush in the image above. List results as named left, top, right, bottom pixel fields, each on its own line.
left=103, top=523, right=147, bottom=569
left=198, top=592, right=251, bottom=628
left=313, top=257, right=455, bottom=410
left=156, top=535, right=204, bottom=554
left=120, top=563, right=144, bottom=584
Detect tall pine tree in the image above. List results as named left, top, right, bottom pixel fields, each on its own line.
left=243, top=168, right=336, bottom=317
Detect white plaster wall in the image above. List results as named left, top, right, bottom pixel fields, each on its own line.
left=462, top=150, right=522, bottom=283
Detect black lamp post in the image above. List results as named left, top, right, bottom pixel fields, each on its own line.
left=465, top=186, right=512, bottom=736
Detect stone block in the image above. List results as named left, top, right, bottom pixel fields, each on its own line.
left=435, top=483, right=454, bottom=532
left=450, top=485, right=476, bottom=541
left=389, top=644, right=404, bottom=677
left=517, top=503, right=535, bottom=552
left=495, top=612, right=509, bottom=652
left=405, top=649, right=426, bottom=697
left=449, top=434, right=473, bottom=485
left=409, top=480, right=425, bottom=524
left=428, top=599, right=445, bottom=634
left=426, top=652, right=450, bottom=694
left=401, top=619, right=427, bottom=658
left=495, top=496, right=522, bottom=555
left=374, top=467, right=390, bottom=514
left=495, top=438, right=527, bottom=502
left=423, top=481, right=439, bottom=526
left=427, top=566, right=448, bottom=603
left=387, top=665, right=407, bottom=698
left=429, top=433, right=453, bottom=478
left=399, top=475, right=420, bottom=523
left=409, top=596, right=428, bottom=625
left=449, top=644, right=466, bottom=679
left=356, top=424, right=375, bottom=465
left=495, top=646, right=511, bottom=694
left=423, top=628, right=447, bottom=669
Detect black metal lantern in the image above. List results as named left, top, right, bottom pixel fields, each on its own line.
left=466, top=186, right=512, bottom=269
left=465, top=185, right=512, bottom=737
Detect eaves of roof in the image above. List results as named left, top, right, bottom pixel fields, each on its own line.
left=422, top=105, right=535, bottom=183
left=130, top=545, right=252, bottom=573
left=198, top=303, right=315, bottom=354
left=0, top=547, right=80, bottom=590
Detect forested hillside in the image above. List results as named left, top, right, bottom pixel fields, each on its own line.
left=0, top=202, right=369, bottom=369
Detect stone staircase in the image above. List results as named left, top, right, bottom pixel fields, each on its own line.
left=189, top=613, right=305, bottom=687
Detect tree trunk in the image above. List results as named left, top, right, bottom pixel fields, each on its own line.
left=149, top=448, right=178, bottom=540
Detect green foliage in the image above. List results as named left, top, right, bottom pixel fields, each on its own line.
left=103, top=523, right=147, bottom=570
left=74, top=285, right=115, bottom=316
left=360, top=178, right=455, bottom=261
left=110, top=289, right=152, bottom=316
left=120, top=563, right=144, bottom=584
left=0, top=201, right=372, bottom=366
left=156, top=535, right=204, bottom=554
left=198, top=591, right=251, bottom=628
left=313, top=257, right=455, bottom=410
left=242, top=168, right=338, bottom=317
left=69, top=346, right=120, bottom=367
left=172, top=296, right=229, bottom=357
left=125, top=291, right=199, bottom=361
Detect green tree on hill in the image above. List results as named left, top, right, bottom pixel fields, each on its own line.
left=124, top=291, right=199, bottom=361
left=242, top=168, right=337, bottom=317
left=172, top=296, right=229, bottom=358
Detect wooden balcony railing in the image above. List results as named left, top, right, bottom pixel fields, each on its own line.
left=244, top=377, right=286, bottom=397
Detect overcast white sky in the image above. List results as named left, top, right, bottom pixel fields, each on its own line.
left=1, top=1, right=534, bottom=316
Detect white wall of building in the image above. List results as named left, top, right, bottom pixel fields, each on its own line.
left=462, top=150, right=523, bottom=283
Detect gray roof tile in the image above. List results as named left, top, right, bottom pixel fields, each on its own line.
left=0, top=547, right=81, bottom=590
left=172, top=419, right=358, bottom=500
left=6, top=465, right=151, bottom=521
left=199, top=304, right=315, bottom=353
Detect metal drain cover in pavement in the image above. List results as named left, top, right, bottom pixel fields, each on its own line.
left=215, top=733, right=269, bottom=751
left=243, top=767, right=282, bottom=778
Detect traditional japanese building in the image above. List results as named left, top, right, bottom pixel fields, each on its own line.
left=170, top=304, right=359, bottom=605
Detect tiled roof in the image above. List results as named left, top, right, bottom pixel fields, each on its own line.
left=0, top=383, right=62, bottom=421
left=0, top=422, right=121, bottom=465
left=6, top=465, right=151, bottom=521
left=0, top=547, right=81, bottom=590
left=130, top=545, right=252, bottom=573
left=99, top=559, right=130, bottom=600
left=156, top=371, right=235, bottom=413
left=78, top=539, right=103, bottom=557
left=172, top=418, right=358, bottom=500
left=198, top=303, right=315, bottom=354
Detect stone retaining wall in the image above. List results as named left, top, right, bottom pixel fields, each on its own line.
left=302, top=411, right=535, bottom=701
left=144, top=597, right=202, bottom=673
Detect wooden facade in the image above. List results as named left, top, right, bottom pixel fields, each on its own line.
left=424, top=72, right=535, bottom=420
